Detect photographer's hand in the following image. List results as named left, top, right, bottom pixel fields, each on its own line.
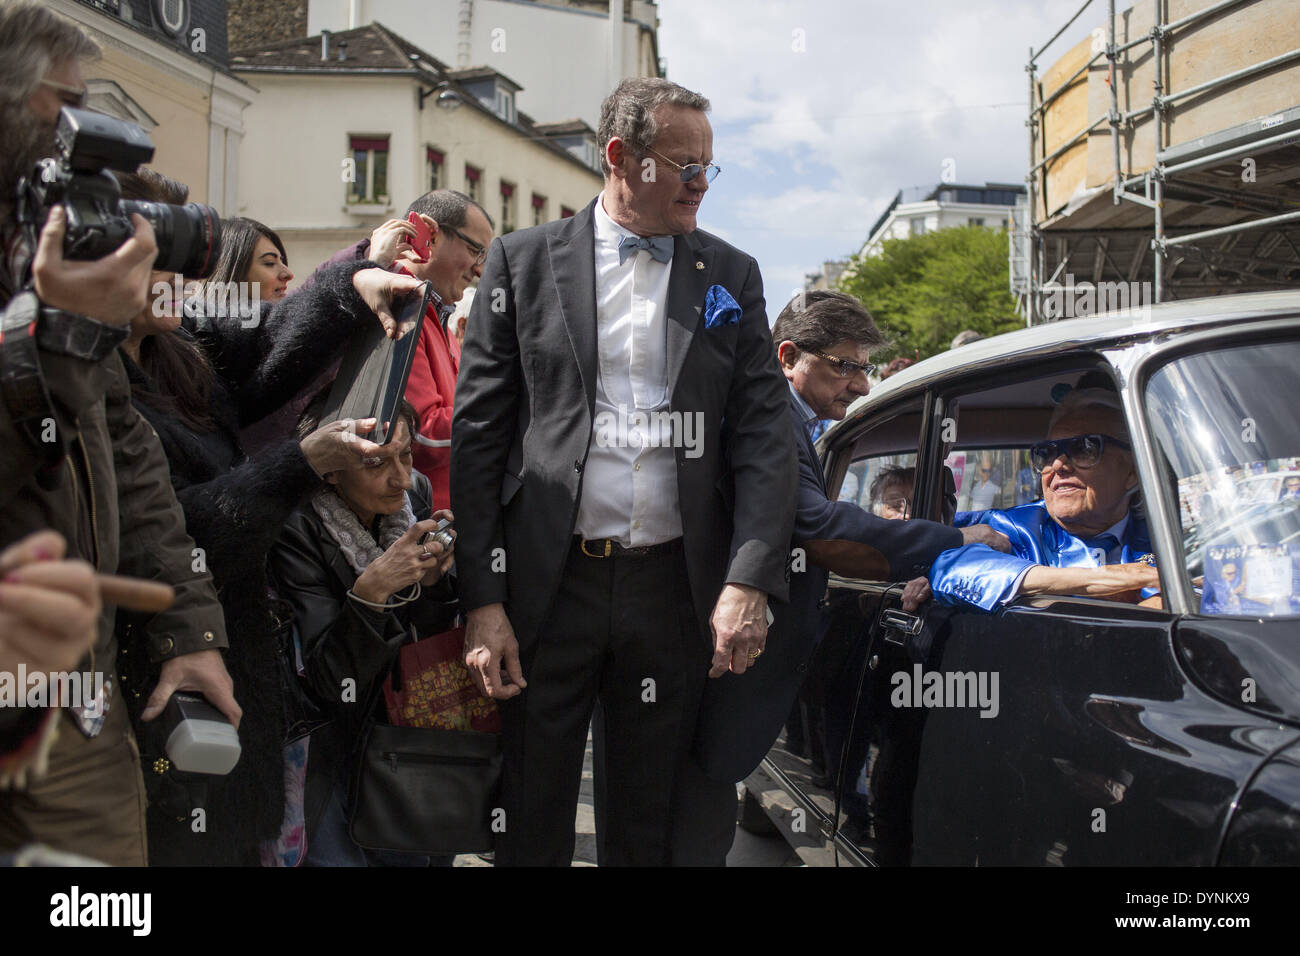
left=351, top=267, right=425, bottom=339
left=142, top=649, right=241, bottom=730
left=32, top=208, right=157, bottom=326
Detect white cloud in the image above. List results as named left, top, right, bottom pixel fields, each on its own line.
left=659, top=0, right=1102, bottom=297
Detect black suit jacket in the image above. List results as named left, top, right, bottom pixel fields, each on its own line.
left=451, top=198, right=796, bottom=652
left=694, top=393, right=964, bottom=783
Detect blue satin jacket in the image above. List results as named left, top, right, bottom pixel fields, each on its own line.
left=930, top=500, right=1154, bottom=611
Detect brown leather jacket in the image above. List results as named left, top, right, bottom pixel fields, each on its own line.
left=0, top=300, right=228, bottom=764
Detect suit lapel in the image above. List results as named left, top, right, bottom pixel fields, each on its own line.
left=546, top=201, right=599, bottom=412
left=666, top=230, right=713, bottom=401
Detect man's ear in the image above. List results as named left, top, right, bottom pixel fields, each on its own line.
left=324, top=471, right=339, bottom=487
left=605, top=137, right=626, bottom=177
left=777, top=340, right=800, bottom=371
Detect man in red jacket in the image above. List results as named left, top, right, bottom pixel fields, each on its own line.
left=293, top=190, right=494, bottom=510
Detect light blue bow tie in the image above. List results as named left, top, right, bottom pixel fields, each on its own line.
left=618, top=234, right=673, bottom=265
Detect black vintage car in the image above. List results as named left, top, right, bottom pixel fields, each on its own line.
left=744, top=290, right=1300, bottom=866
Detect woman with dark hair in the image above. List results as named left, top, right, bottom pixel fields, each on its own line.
left=112, top=166, right=425, bottom=866
left=204, top=216, right=294, bottom=305
left=269, top=400, right=458, bottom=866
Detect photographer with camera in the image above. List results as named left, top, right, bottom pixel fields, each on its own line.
left=0, top=1, right=235, bottom=866
left=112, top=166, right=428, bottom=865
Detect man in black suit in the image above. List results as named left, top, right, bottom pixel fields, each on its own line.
left=451, top=78, right=796, bottom=866
left=684, top=291, right=1010, bottom=863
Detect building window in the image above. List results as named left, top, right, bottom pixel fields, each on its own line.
left=561, top=205, right=575, bottom=218
left=493, top=87, right=515, bottom=123
left=500, top=180, right=516, bottom=233
left=426, top=147, right=444, bottom=191
left=968, top=217, right=985, bottom=227
left=348, top=135, right=389, bottom=204
left=909, top=218, right=926, bottom=236
left=464, top=164, right=481, bottom=203
left=532, top=193, right=547, bottom=226
left=584, top=139, right=600, bottom=171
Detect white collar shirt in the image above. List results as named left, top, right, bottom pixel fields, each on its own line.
left=574, top=194, right=681, bottom=546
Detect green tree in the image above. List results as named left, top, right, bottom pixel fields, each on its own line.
left=837, top=226, right=1021, bottom=361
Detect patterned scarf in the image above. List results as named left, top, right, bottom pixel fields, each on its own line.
left=310, top=487, right=416, bottom=577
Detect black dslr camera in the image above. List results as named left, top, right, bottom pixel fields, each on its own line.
left=18, top=107, right=221, bottom=277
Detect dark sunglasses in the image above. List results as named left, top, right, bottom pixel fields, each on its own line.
left=804, top=347, right=876, bottom=379
left=643, top=146, right=721, bottom=183
left=1030, top=433, right=1130, bottom=471
left=442, top=225, right=487, bottom=265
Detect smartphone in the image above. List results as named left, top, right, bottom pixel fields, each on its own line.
left=406, top=211, right=432, bottom=262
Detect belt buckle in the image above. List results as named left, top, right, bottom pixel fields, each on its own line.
left=580, top=538, right=612, bottom=558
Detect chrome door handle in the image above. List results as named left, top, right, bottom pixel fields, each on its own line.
left=881, top=608, right=923, bottom=645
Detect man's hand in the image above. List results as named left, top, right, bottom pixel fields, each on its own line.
left=142, top=649, right=241, bottom=729
left=464, top=603, right=526, bottom=700
left=709, top=583, right=768, bottom=678
left=960, top=524, right=1012, bottom=553
left=32, top=207, right=157, bottom=326
left=0, top=530, right=99, bottom=678
left=351, top=267, right=426, bottom=338
left=900, top=576, right=932, bottom=612
left=367, top=218, right=420, bottom=268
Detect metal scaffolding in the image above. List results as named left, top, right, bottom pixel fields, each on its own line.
left=1017, top=0, right=1300, bottom=324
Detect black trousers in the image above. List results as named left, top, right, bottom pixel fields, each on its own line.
left=495, top=541, right=714, bottom=866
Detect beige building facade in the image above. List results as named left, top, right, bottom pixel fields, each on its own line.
left=49, top=0, right=253, bottom=211
left=232, top=24, right=603, bottom=276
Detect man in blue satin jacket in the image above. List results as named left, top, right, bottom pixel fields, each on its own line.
left=930, top=379, right=1161, bottom=612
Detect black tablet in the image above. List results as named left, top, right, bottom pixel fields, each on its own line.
left=318, top=279, right=432, bottom=444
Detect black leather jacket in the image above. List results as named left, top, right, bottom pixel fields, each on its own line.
left=269, top=470, right=458, bottom=725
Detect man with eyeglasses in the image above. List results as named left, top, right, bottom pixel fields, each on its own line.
left=929, top=374, right=1160, bottom=611
left=686, top=290, right=1010, bottom=863
left=295, top=189, right=494, bottom=510
left=452, top=77, right=796, bottom=866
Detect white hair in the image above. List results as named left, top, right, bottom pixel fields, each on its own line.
left=1048, top=387, right=1125, bottom=433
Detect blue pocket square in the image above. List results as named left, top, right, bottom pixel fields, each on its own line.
left=703, top=285, right=742, bottom=329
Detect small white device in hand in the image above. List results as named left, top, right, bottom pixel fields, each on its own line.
left=161, top=692, right=241, bottom=774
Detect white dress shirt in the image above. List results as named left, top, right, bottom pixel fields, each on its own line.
left=574, top=194, right=682, bottom=546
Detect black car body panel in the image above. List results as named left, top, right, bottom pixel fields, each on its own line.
left=748, top=292, right=1300, bottom=866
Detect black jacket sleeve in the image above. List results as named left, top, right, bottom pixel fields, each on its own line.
left=186, top=259, right=382, bottom=427
left=268, top=512, right=404, bottom=711
left=791, top=411, right=964, bottom=580
left=173, top=437, right=322, bottom=596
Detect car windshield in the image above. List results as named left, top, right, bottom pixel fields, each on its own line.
left=1145, top=339, right=1300, bottom=617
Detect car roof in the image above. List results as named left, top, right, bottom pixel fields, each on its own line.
left=828, top=290, right=1300, bottom=442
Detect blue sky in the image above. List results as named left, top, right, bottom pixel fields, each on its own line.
left=657, top=0, right=1101, bottom=320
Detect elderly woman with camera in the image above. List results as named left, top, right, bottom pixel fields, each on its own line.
left=269, top=401, right=458, bottom=866
left=110, top=167, right=426, bottom=866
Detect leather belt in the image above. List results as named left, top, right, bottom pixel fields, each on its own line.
left=574, top=536, right=683, bottom=559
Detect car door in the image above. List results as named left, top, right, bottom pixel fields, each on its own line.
left=833, top=360, right=1282, bottom=866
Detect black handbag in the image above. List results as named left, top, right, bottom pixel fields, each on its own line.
left=348, top=719, right=502, bottom=854
left=347, top=650, right=502, bottom=855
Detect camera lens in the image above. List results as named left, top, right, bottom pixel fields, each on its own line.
left=120, top=199, right=223, bottom=278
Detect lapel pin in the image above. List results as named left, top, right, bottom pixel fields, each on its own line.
left=695, top=261, right=704, bottom=270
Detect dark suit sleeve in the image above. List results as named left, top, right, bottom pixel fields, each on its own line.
left=793, top=434, right=964, bottom=579
left=720, top=257, right=798, bottom=601
left=449, top=237, right=517, bottom=612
